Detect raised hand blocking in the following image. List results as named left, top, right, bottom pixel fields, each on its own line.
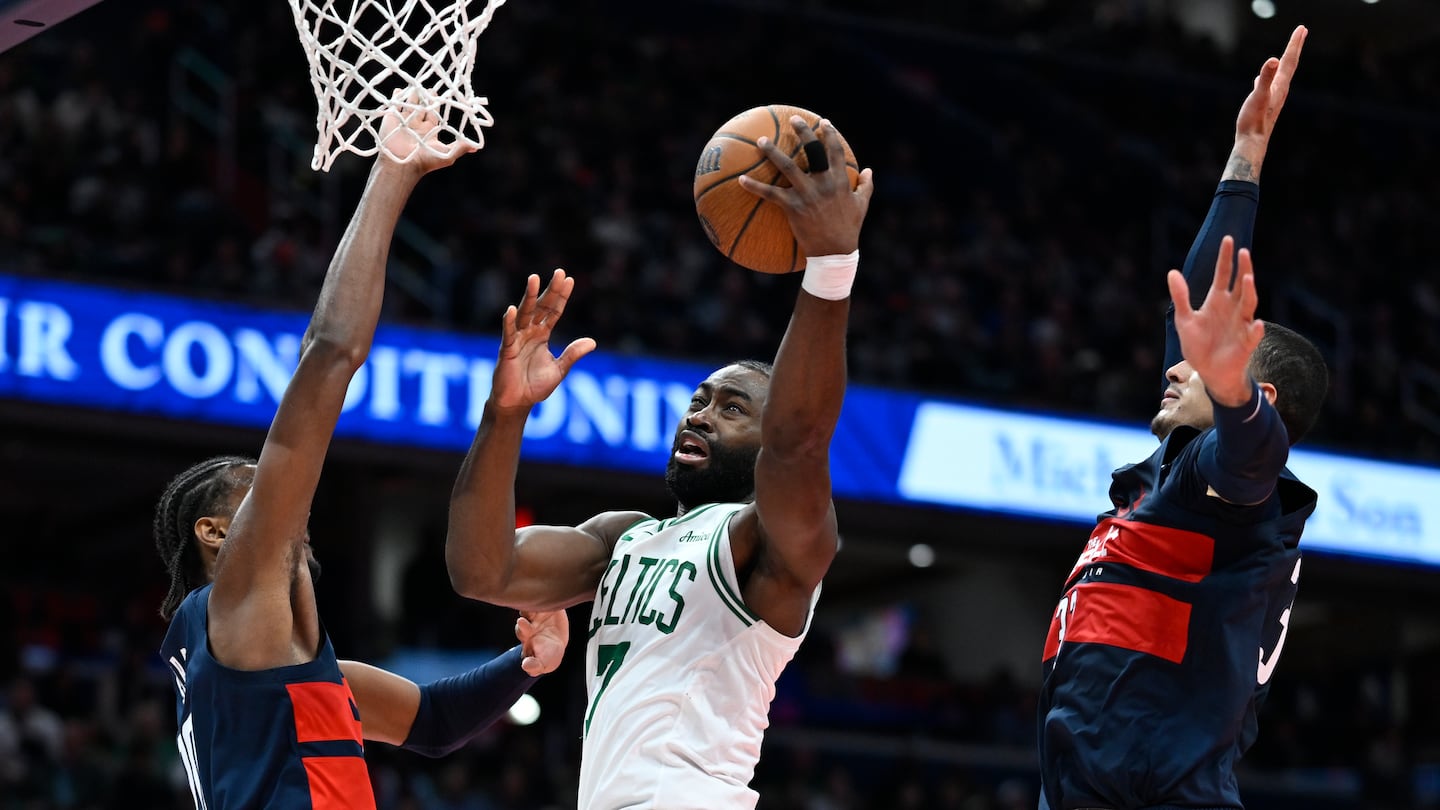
left=1236, top=25, right=1305, bottom=142
left=1166, top=235, right=1266, bottom=408
left=491, top=269, right=597, bottom=414
left=1225, top=24, right=1305, bottom=183
left=378, top=89, right=479, bottom=173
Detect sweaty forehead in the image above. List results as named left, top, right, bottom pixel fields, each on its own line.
left=700, top=365, right=770, bottom=399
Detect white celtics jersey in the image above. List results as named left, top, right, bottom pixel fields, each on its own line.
left=577, top=502, right=817, bottom=810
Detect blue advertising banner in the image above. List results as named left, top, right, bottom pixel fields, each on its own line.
left=2, top=272, right=1437, bottom=568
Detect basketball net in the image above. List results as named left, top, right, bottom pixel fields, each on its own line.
left=286, top=0, right=508, bottom=171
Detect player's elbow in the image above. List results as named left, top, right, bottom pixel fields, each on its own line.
left=300, top=333, right=369, bottom=373
left=448, top=566, right=503, bottom=604
left=777, top=532, right=839, bottom=594
left=444, top=544, right=504, bottom=602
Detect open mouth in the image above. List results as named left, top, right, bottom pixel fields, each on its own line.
left=673, top=431, right=710, bottom=465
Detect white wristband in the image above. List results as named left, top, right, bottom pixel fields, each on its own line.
left=801, top=249, right=859, bottom=301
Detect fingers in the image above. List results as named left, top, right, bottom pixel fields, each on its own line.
left=1274, top=25, right=1307, bottom=90
left=521, top=656, right=544, bottom=676
left=1211, top=235, right=1237, bottom=295
left=1268, top=27, right=1305, bottom=115
left=1236, top=249, right=1260, bottom=320
left=556, top=338, right=598, bottom=375
left=737, top=173, right=793, bottom=206
left=1247, top=318, right=1267, bottom=352
left=500, top=305, right=519, bottom=351
left=816, top=118, right=846, bottom=176
left=855, top=167, right=876, bottom=207
left=1166, top=269, right=1194, bottom=319
left=1256, top=57, right=1280, bottom=96
left=532, top=269, right=573, bottom=328
left=513, top=273, right=541, bottom=330
left=757, top=121, right=810, bottom=188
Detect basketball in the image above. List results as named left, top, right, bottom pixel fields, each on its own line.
left=693, top=105, right=860, bottom=274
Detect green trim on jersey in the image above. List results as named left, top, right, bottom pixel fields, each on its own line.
left=616, top=515, right=657, bottom=543
left=656, top=502, right=726, bottom=533
left=706, top=506, right=760, bottom=626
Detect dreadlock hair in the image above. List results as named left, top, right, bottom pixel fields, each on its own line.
left=1248, top=322, right=1329, bottom=446
left=153, top=456, right=256, bottom=620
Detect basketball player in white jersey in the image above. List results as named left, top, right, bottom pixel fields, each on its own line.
left=445, top=116, right=873, bottom=808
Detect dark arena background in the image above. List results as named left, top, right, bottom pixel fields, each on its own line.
left=2, top=0, right=1439, bottom=807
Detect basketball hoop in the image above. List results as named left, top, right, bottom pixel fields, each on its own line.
left=286, top=0, right=508, bottom=171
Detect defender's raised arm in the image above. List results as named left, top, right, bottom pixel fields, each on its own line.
left=207, top=105, right=471, bottom=670
left=1163, top=26, right=1305, bottom=386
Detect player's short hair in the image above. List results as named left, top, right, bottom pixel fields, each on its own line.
left=727, top=359, right=774, bottom=378
left=1249, top=322, right=1328, bottom=446
left=153, top=456, right=256, bottom=620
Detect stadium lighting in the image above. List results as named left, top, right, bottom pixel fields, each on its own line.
left=908, top=543, right=936, bottom=568
left=1251, top=0, right=1277, bottom=18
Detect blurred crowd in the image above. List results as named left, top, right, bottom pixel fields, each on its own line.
left=0, top=0, right=1436, bottom=461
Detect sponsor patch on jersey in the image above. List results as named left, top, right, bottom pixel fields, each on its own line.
left=1066, top=518, right=1215, bottom=585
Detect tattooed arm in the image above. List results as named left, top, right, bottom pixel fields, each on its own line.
left=1163, top=26, right=1305, bottom=386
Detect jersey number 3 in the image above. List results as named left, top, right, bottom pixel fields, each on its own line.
left=1257, top=558, right=1302, bottom=686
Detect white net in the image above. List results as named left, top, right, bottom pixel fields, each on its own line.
left=286, top=0, right=508, bottom=171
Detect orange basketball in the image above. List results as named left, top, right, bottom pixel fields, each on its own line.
left=693, top=105, right=860, bottom=274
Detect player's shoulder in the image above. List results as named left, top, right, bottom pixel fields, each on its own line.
left=580, top=510, right=657, bottom=543
left=173, top=583, right=214, bottom=621
left=1274, top=466, right=1318, bottom=515
left=161, top=584, right=213, bottom=653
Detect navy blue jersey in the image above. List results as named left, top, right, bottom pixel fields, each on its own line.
left=1038, top=425, right=1316, bottom=810
left=160, top=585, right=375, bottom=810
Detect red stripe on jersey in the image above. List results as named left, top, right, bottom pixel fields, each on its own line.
left=1066, top=518, right=1214, bottom=585
left=1043, top=582, right=1192, bottom=664
left=301, top=755, right=376, bottom=810
left=286, top=680, right=363, bottom=745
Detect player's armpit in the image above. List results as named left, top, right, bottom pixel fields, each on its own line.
left=451, top=511, right=649, bottom=612
left=749, top=450, right=839, bottom=586
left=732, top=453, right=839, bottom=638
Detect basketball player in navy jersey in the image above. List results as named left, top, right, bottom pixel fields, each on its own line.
left=1037, top=26, right=1329, bottom=810
left=154, top=104, right=567, bottom=810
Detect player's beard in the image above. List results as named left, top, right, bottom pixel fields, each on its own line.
left=1150, top=410, right=1174, bottom=440
left=665, top=440, right=760, bottom=511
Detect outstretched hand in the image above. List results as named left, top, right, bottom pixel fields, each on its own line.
left=516, top=610, right=568, bottom=676
left=1236, top=25, right=1306, bottom=142
left=738, top=116, right=875, bottom=257
left=1226, top=25, right=1305, bottom=182
left=491, top=269, right=596, bottom=414
left=1167, top=235, right=1265, bottom=407
left=378, top=89, right=477, bottom=174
